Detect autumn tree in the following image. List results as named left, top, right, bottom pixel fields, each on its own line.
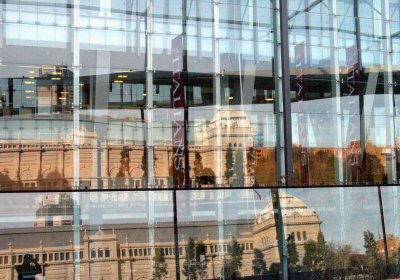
left=363, top=153, right=386, bottom=184
left=246, top=147, right=256, bottom=182
left=344, top=150, right=386, bottom=184
left=308, top=150, right=335, bottom=185
left=254, top=155, right=277, bottom=185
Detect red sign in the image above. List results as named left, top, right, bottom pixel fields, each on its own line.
left=171, top=35, right=186, bottom=187
left=346, top=45, right=360, bottom=97
left=345, top=45, right=362, bottom=183
left=295, top=42, right=309, bottom=185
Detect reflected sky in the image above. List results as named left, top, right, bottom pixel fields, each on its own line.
left=0, top=187, right=398, bottom=252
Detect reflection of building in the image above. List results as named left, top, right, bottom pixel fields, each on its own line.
left=34, top=194, right=80, bottom=227
left=204, top=110, right=254, bottom=186
left=253, top=193, right=322, bottom=265
left=0, top=109, right=256, bottom=189
left=0, top=193, right=321, bottom=279
left=376, top=235, right=400, bottom=257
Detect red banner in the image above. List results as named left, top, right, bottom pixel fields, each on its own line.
left=171, top=35, right=186, bottom=187
left=295, top=42, right=309, bottom=185
left=346, top=45, right=360, bottom=97
left=345, top=45, right=362, bottom=183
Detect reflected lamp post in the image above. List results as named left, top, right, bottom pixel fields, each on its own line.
left=41, top=262, right=49, bottom=279
left=108, top=166, right=119, bottom=189
left=19, top=167, right=31, bottom=187
left=128, top=165, right=141, bottom=188
left=79, top=164, right=87, bottom=189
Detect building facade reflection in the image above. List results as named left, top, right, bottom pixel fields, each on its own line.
left=0, top=0, right=399, bottom=279
left=0, top=192, right=322, bottom=279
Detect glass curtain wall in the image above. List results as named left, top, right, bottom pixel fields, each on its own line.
left=0, top=0, right=399, bottom=279
left=288, top=0, right=400, bottom=186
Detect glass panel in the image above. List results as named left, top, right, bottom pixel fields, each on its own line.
left=177, top=189, right=281, bottom=278
left=0, top=1, right=73, bottom=191
left=283, top=187, right=387, bottom=279
left=0, top=191, right=173, bottom=279
left=288, top=0, right=398, bottom=186
left=381, top=186, right=400, bottom=277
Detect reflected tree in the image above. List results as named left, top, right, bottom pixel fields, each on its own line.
left=141, top=148, right=148, bottom=178
left=254, top=155, right=276, bottom=185
left=287, top=238, right=300, bottom=271
left=363, top=153, right=386, bottom=184
left=364, top=230, right=378, bottom=258
left=309, top=150, right=335, bottom=185
left=152, top=248, right=168, bottom=280
left=141, top=148, right=157, bottom=185
left=303, top=240, right=317, bottom=271
left=200, top=167, right=215, bottom=185
left=193, top=152, right=204, bottom=183
left=225, top=146, right=234, bottom=185
left=0, top=169, right=15, bottom=191
left=333, top=244, right=356, bottom=279
left=246, top=147, right=256, bottom=183
left=220, top=238, right=243, bottom=279
left=268, top=263, right=280, bottom=274
left=115, top=146, right=130, bottom=188
left=252, top=248, right=268, bottom=277
left=234, top=149, right=244, bottom=186
left=182, top=237, right=207, bottom=280
left=363, top=230, right=385, bottom=278
left=303, top=231, right=326, bottom=272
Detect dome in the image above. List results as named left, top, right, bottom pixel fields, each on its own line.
left=256, top=192, right=318, bottom=224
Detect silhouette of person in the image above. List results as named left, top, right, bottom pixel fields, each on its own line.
left=15, top=254, right=42, bottom=280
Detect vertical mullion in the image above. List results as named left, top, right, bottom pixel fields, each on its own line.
left=330, top=0, right=344, bottom=184
left=383, top=0, right=397, bottom=183
left=72, top=0, right=81, bottom=279
left=213, top=0, right=223, bottom=187
left=273, top=0, right=291, bottom=279
left=278, top=0, right=292, bottom=186
left=146, top=0, right=154, bottom=189
left=212, top=1, right=226, bottom=279
left=145, top=2, right=156, bottom=280
left=73, top=1, right=80, bottom=190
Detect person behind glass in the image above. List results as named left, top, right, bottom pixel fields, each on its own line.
left=15, top=254, right=42, bottom=280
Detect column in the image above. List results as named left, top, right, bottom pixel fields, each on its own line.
left=72, top=0, right=81, bottom=279
left=382, top=0, right=397, bottom=183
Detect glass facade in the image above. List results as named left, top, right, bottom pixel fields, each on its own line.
left=0, top=0, right=399, bottom=279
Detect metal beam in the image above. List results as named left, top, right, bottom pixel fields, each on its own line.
left=72, top=0, right=81, bottom=278
left=279, top=0, right=293, bottom=186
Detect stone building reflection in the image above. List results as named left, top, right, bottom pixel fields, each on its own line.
left=0, top=193, right=322, bottom=279
left=0, top=132, right=392, bottom=190
left=0, top=69, right=395, bottom=190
